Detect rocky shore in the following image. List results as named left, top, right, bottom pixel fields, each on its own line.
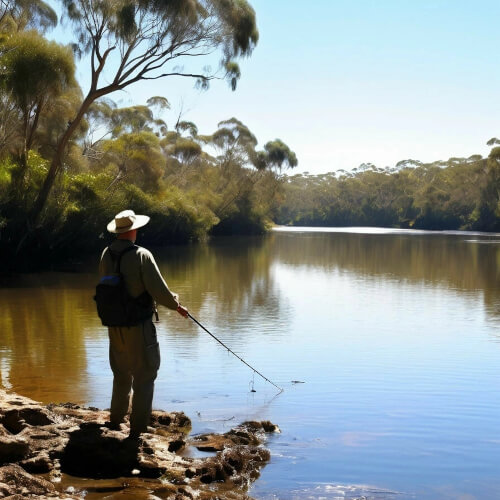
left=0, top=389, right=279, bottom=499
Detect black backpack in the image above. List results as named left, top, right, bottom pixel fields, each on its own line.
left=94, top=245, right=154, bottom=327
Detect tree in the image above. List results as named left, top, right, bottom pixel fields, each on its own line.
left=36, top=85, right=86, bottom=171
left=162, top=130, right=202, bottom=166
left=29, top=0, right=259, bottom=228
left=474, top=146, right=500, bottom=230
left=0, top=30, right=77, bottom=165
left=202, top=118, right=297, bottom=222
left=0, top=0, right=57, bottom=33
left=81, top=99, right=115, bottom=161
left=262, top=139, right=298, bottom=171
left=102, top=131, right=165, bottom=191
left=82, top=97, right=169, bottom=161
left=0, top=92, right=19, bottom=156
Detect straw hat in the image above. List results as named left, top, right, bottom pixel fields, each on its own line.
left=107, top=210, right=150, bottom=234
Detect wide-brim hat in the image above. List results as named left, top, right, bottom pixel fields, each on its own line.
left=107, top=210, right=150, bottom=234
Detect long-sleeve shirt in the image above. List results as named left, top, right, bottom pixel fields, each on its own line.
left=99, top=239, right=179, bottom=311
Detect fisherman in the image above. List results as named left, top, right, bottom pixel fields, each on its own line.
left=99, top=209, right=188, bottom=439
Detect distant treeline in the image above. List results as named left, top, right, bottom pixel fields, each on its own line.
left=277, top=153, right=500, bottom=232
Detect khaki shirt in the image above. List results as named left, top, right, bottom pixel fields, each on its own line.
left=99, top=239, right=179, bottom=311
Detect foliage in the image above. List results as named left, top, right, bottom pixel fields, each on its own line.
left=28, top=0, right=259, bottom=224
left=277, top=154, right=499, bottom=231
left=0, top=6, right=497, bottom=268
left=0, top=30, right=77, bottom=158
left=0, top=0, right=57, bottom=33
left=101, top=131, right=165, bottom=191
left=0, top=84, right=297, bottom=267
left=263, top=139, right=298, bottom=172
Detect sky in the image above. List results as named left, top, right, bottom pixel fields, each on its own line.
left=52, top=0, right=500, bottom=174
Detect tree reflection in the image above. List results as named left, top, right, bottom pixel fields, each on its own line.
left=270, top=231, right=500, bottom=320
left=0, top=272, right=97, bottom=403
left=151, top=236, right=285, bottom=345
left=0, top=237, right=286, bottom=401
left=1, top=231, right=497, bottom=404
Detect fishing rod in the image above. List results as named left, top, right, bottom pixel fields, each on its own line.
left=187, top=312, right=284, bottom=394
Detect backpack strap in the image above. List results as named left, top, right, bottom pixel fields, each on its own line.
left=108, top=245, right=137, bottom=273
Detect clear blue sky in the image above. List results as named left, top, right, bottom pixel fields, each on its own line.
left=54, top=0, right=500, bottom=174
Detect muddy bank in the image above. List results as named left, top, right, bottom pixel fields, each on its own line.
left=0, top=389, right=279, bottom=498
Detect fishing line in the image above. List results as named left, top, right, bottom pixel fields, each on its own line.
left=187, top=312, right=284, bottom=394
left=249, top=371, right=256, bottom=393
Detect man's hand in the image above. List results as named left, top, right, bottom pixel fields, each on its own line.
left=176, top=304, right=189, bottom=318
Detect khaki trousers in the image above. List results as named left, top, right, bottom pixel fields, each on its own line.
left=108, top=320, right=160, bottom=434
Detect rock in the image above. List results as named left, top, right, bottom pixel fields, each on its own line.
left=0, top=389, right=276, bottom=499
left=191, top=420, right=280, bottom=452
left=167, top=439, right=185, bottom=452
left=192, top=434, right=226, bottom=452
left=1, top=406, right=54, bottom=434
left=150, top=410, right=191, bottom=433
left=0, top=481, right=15, bottom=496
left=0, top=436, right=29, bottom=464
left=20, top=452, right=52, bottom=473
left=0, top=464, right=55, bottom=496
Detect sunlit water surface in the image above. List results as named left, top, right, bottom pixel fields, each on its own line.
left=1, top=227, right=500, bottom=499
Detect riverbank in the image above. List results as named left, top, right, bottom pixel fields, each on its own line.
left=0, top=389, right=279, bottom=498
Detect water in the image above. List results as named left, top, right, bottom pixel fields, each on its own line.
left=1, top=227, right=499, bottom=499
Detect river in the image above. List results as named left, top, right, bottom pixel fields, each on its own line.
left=1, top=227, right=499, bottom=499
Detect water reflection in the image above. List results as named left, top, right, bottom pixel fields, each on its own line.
left=0, top=273, right=96, bottom=403
left=1, top=229, right=500, bottom=499
left=0, top=236, right=287, bottom=402
left=271, top=231, right=500, bottom=320
left=155, top=236, right=283, bottom=328
left=0, top=229, right=498, bottom=403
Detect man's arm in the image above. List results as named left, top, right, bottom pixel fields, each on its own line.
left=140, top=249, right=187, bottom=316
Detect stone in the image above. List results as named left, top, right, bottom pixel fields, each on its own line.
left=0, top=389, right=276, bottom=499
left=0, top=436, right=29, bottom=464
left=0, top=464, right=55, bottom=496
left=20, top=452, right=52, bottom=473
left=0, top=481, right=15, bottom=496
left=167, top=439, right=185, bottom=452
left=1, top=407, right=54, bottom=434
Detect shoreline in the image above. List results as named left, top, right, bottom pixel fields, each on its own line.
left=0, top=389, right=279, bottom=499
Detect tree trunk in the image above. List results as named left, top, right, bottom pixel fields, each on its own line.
left=26, top=103, right=42, bottom=151
left=28, top=93, right=100, bottom=227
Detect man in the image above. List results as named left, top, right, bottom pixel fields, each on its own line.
left=99, top=209, right=188, bottom=439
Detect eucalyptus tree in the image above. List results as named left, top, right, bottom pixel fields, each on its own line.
left=102, top=131, right=165, bottom=191
left=0, top=92, right=18, bottom=155
left=81, top=99, right=115, bottom=160
left=162, top=122, right=202, bottom=166
left=30, top=0, right=259, bottom=226
left=261, top=138, right=298, bottom=171
left=206, top=117, right=259, bottom=168
left=107, top=104, right=167, bottom=139
left=160, top=120, right=206, bottom=193
left=202, top=118, right=297, bottom=222
left=0, top=0, right=57, bottom=33
left=37, top=86, right=87, bottom=170
left=82, top=96, right=169, bottom=163
left=475, top=146, right=500, bottom=230
left=200, top=118, right=260, bottom=218
left=0, top=30, right=77, bottom=166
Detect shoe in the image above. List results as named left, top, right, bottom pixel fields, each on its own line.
left=103, top=421, right=122, bottom=431
left=128, top=430, right=142, bottom=440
